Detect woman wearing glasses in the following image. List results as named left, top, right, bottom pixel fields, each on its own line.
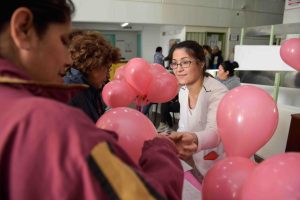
left=168, top=40, right=228, bottom=177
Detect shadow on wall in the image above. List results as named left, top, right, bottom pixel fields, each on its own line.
left=239, top=71, right=300, bottom=88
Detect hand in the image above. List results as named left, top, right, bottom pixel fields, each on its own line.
left=154, top=134, right=178, bottom=153
left=168, top=132, right=198, bottom=160
left=157, top=131, right=170, bottom=136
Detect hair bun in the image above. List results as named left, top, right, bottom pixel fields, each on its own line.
left=232, top=61, right=239, bottom=69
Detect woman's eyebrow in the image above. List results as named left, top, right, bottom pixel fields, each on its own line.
left=172, top=57, right=189, bottom=61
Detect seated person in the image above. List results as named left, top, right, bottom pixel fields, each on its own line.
left=216, top=60, right=241, bottom=90
left=166, top=41, right=228, bottom=177
left=65, top=30, right=120, bottom=122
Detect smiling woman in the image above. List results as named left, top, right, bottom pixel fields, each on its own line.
left=167, top=40, right=228, bottom=177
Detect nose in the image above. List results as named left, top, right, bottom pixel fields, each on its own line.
left=176, top=64, right=184, bottom=71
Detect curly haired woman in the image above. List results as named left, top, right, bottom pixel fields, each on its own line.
left=65, top=30, right=120, bottom=122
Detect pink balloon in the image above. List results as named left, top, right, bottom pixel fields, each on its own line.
left=280, top=38, right=300, bottom=71
left=114, top=65, right=126, bottom=80
left=202, top=157, right=256, bottom=200
left=149, top=63, right=167, bottom=74
left=240, top=153, right=300, bottom=200
left=102, top=80, right=136, bottom=108
left=147, top=72, right=178, bottom=103
left=96, top=107, right=156, bottom=164
left=124, top=58, right=153, bottom=95
left=217, top=85, right=278, bottom=158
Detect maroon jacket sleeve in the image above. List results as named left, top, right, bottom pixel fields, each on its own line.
left=90, top=135, right=184, bottom=200
left=1, top=97, right=183, bottom=200
left=140, top=138, right=184, bottom=199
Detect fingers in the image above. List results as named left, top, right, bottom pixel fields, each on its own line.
left=168, top=132, right=198, bottom=160
left=157, top=131, right=169, bottom=136
left=181, top=132, right=198, bottom=145
left=168, top=132, right=183, bottom=143
left=177, top=142, right=197, bottom=160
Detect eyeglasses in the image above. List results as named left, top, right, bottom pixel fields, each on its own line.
left=170, top=60, right=196, bottom=69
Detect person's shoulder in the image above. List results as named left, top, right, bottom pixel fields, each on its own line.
left=226, top=76, right=241, bottom=85
left=16, top=96, right=89, bottom=123
left=226, top=76, right=241, bottom=90
left=231, top=76, right=241, bottom=82
left=63, top=68, right=84, bottom=84
left=205, top=76, right=227, bottom=91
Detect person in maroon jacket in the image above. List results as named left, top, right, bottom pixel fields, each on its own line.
left=0, top=1, right=183, bottom=199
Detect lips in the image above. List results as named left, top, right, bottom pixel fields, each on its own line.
left=176, top=74, right=187, bottom=78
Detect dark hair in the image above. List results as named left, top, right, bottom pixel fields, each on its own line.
left=156, top=46, right=162, bottom=52
left=168, top=40, right=207, bottom=75
left=0, top=0, right=75, bottom=36
left=220, top=60, right=239, bottom=77
left=203, top=45, right=212, bottom=54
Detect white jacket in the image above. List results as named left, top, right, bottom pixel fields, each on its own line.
left=178, top=76, right=228, bottom=175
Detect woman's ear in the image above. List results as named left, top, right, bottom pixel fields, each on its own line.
left=10, top=7, right=35, bottom=50
left=199, top=61, right=205, bottom=68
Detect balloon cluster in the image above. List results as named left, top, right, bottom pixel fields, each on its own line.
left=97, top=58, right=178, bottom=164
left=201, top=85, right=298, bottom=199
left=102, top=58, right=178, bottom=109
left=280, top=38, right=300, bottom=71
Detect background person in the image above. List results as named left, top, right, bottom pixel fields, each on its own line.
left=203, top=45, right=213, bottom=69
left=216, top=60, right=241, bottom=90
left=154, top=46, right=165, bottom=67
left=211, top=45, right=223, bottom=69
left=0, top=1, right=183, bottom=199
left=66, top=30, right=120, bottom=122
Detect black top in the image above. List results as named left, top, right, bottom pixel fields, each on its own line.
left=65, top=68, right=106, bottom=122
left=69, top=85, right=105, bottom=123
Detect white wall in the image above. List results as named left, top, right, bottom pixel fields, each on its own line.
left=234, top=45, right=296, bottom=71
left=72, top=0, right=284, bottom=28
left=244, top=84, right=300, bottom=159
left=106, top=31, right=138, bottom=60
left=72, top=0, right=285, bottom=62
left=141, top=25, right=161, bottom=62
left=141, top=25, right=186, bottom=63
left=283, top=0, right=300, bottom=23
left=160, top=25, right=186, bottom=61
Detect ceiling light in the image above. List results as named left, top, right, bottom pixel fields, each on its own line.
left=121, top=22, right=129, bottom=27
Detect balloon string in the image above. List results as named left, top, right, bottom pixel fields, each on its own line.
left=136, top=96, right=141, bottom=112
left=136, top=95, right=148, bottom=112
left=141, top=95, right=148, bottom=113
left=139, top=96, right=142, bottom=112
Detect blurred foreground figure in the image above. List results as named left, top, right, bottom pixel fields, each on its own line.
left=0, top=1, right=183, bottom=199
